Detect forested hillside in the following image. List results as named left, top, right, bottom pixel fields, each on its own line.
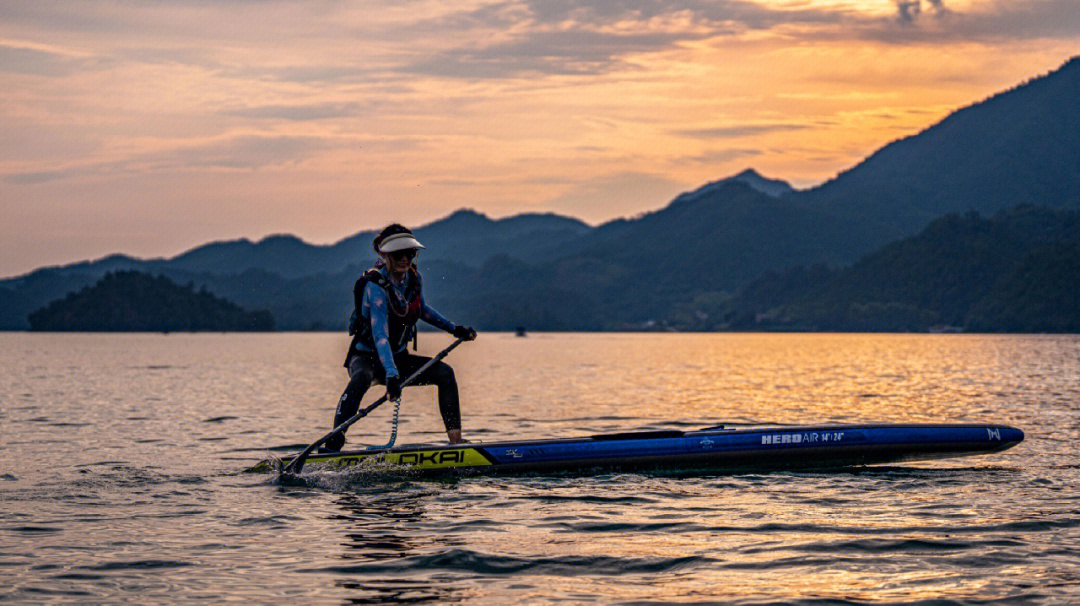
left=28, top=271, right=275, bottom=332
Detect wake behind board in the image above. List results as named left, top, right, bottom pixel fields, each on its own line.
left=249, top=423, right=1023, bottom=476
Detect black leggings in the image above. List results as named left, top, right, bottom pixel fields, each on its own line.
left=333, top=352, right=461, bottom=434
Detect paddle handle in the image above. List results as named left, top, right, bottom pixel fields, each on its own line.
left=284, top=337, right=465, bottom=474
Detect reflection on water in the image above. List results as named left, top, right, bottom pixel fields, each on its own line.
left=0, top=333, right=1078, bottom=604
left=329, top=488, right=466, bottom=604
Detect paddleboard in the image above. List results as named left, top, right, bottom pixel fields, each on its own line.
left=248, top=423, right=1023, bottom=476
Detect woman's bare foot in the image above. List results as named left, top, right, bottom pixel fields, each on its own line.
left=447, top=429, right=463, bottom=444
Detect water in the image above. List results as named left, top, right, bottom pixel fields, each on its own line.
left=1, top=332, right=1078, bottom=604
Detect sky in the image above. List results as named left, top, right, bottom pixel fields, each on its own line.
left=1, top=1, right=1078, bottom=277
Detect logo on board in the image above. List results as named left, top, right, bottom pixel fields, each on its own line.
left=761, top=431, right=845, bottom=445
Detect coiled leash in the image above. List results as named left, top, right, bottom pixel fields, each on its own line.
left=369, top=396, right=402, bottom=450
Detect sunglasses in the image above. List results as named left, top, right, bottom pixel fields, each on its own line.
left=387, top=248, right=418, bottom=260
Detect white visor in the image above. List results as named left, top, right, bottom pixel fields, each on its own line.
left=378, top=232, right=425, bottom=253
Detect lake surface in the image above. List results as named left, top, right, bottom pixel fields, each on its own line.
left=1, top=332, right=1078, bottom=604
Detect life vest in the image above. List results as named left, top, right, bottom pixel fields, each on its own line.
left=346, top=266, right=422, bottom=365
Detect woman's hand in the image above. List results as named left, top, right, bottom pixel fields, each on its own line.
left=452, top=325, right=477, bottom=341
left=386, top=376, right=402, bottom=401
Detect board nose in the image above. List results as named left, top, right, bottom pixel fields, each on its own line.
left=1002, top=426, right=1024, bottom=444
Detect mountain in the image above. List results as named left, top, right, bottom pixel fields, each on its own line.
left=729, top=206, right=1080, bottom=332
left=797, top=56, right=1080, bottom=245
left=0, top=211, right=589, bottom=329
left=725, top=169, right=795, bottom=198
left=167, top=234, right=329, bottom=278
left=407, top=210, right=592, bottom=267
left=558, top=180, right=845, bottom=296
left=501, top=56, right=1080, bottom=317
left=146, top=210, right=591, bottom=279
left=27, top=271, right=274, bottom=332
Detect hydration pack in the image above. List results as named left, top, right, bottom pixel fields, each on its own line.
left=347, top=266, right=423, bottom=348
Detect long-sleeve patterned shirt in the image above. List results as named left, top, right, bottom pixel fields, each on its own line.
left=353, top=267, right=455, bottom=379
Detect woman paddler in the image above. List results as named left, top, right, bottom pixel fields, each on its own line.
left=324, top=224, right=477, bottom=452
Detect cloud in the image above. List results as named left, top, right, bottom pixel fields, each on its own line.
left=862, top=0, right=1080, bottom=43
left=399, top=1, right=774, bottom=79
left=117, top=47, right=220, bottom=69
left=164, top=135, right=333, bottom=169
left=6, top=1, right=1076, bottom=86
left=895, top=1, right=922, bottom=24
left=401, top=0, right=1080, bottom=79
left=3, top=169, right=75, bottom=185
left=224, top=102, right=370, bottom=121
left=404, top=28, right=695, bottom=79
left=216, top=65, right=370, bottom=84
left=676, top=124, right=808, bottom=139
left=955, top=0, right=1080, bottom=41
left=893, top=0, right=953, bottom=24
left=679, top=148, right=763, bottom=165
left=3, top=135, right=339, bottom=184
left=0, top=43, right=110, bottom=77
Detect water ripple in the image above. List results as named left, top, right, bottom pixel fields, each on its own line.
left=303, top=549, right=704, bottom=576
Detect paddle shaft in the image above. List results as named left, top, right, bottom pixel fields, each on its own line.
left=284, top=337, right=465, bottom=474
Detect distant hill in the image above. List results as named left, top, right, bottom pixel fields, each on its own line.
left=121, top=210, right=591, bottom=279
left=797, top=56, right=1080, bottom=244
left=728, top=206, right=1080, bottom=332
left=448, top=180, right=847, bottom=331
left=0, top=211, right=588, bottom=329
left=27, top=271, right=275, bottom=332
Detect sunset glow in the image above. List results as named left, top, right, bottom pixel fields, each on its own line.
left=2, top=1, right=1077, bottom=275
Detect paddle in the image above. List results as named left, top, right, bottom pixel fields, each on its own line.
left=283, top=337, right=466, bottom=475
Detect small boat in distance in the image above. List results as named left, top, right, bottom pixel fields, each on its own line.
left=249, top=423, right=1023, bottom=476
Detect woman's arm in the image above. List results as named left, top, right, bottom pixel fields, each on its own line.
left=419, top=290, right=456, bottom=333
left=364, top=282, right=400, bottom=378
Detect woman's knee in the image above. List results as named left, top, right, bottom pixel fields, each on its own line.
left=432, top=361, right=456, bottom=386
left=348, top=358, right=375, bottom=382
left=347, top=367, right=375, bottom=392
